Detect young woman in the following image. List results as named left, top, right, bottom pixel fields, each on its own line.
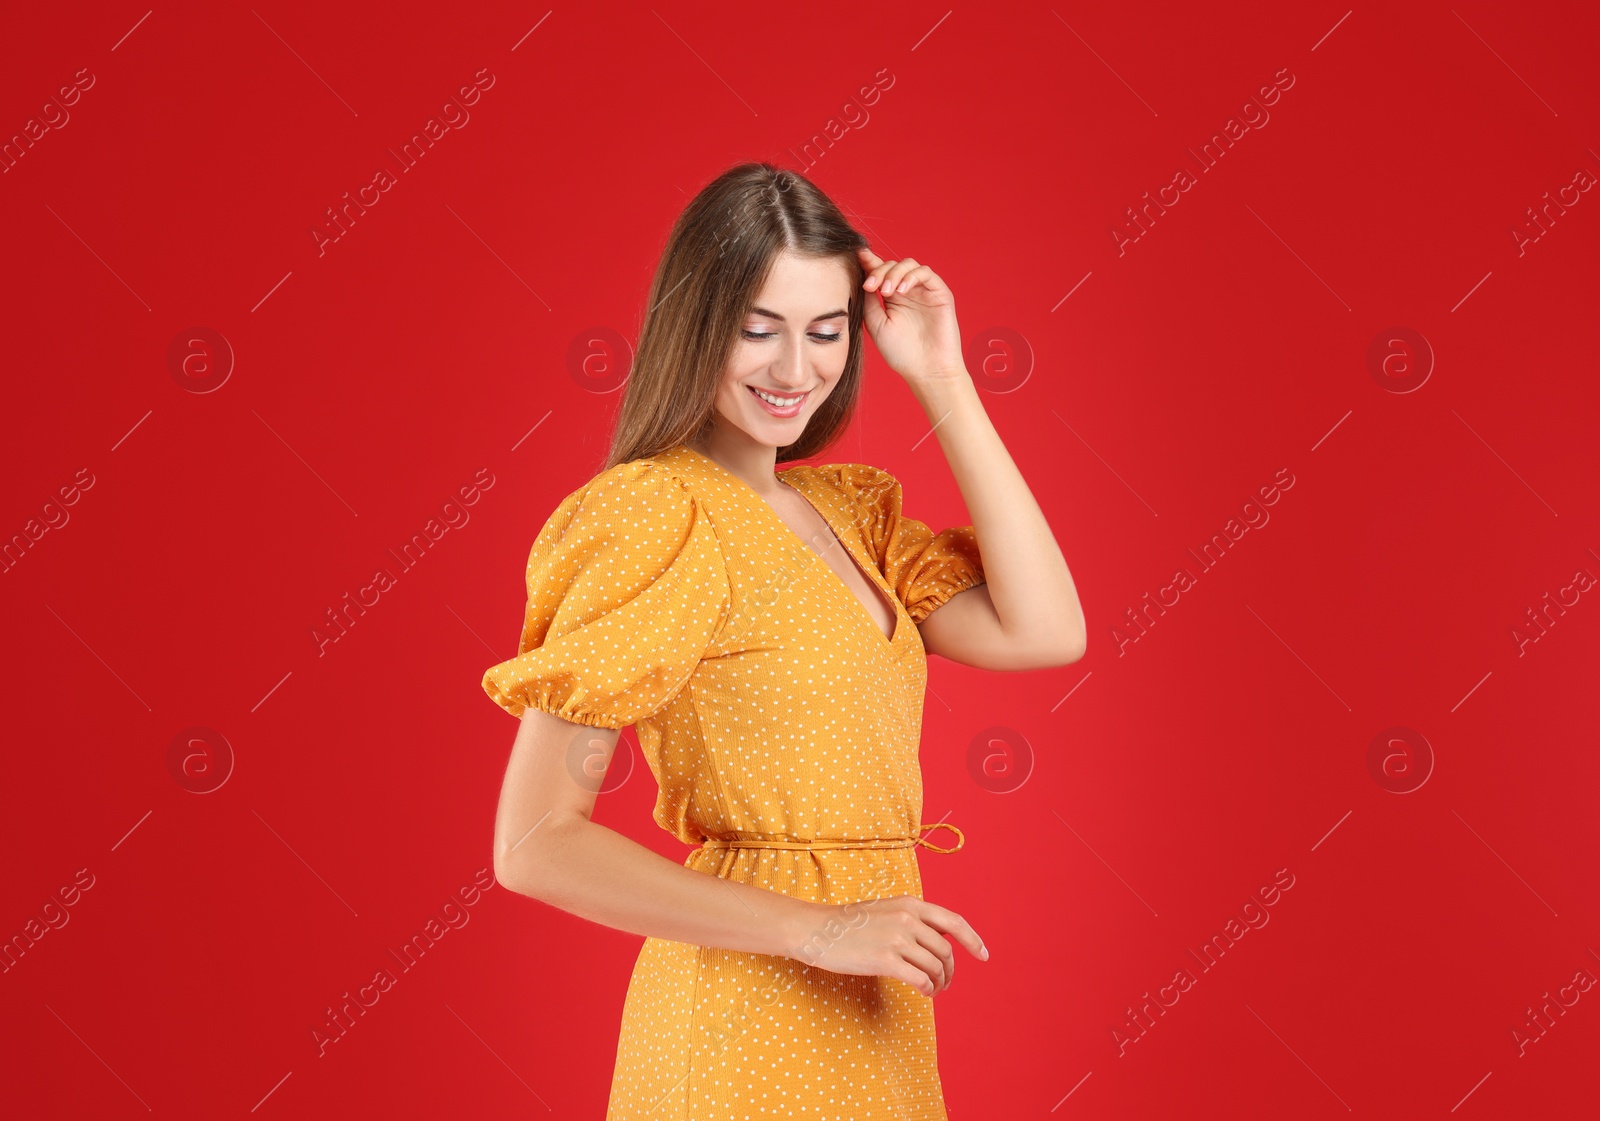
left=483, top=162, right=1085, bottom=1119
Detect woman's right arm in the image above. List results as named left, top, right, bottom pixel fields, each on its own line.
left=493, top=707, right=823, bottom=958
left=492, top=708, right=987, bottom=994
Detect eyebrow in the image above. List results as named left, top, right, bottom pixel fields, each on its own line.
left=748, top=305, right=848, bottom=323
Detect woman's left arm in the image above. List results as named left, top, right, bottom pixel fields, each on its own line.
left=856, top=247, right=1086, bottom=672
left=906, top=372, right=1086, bottom=670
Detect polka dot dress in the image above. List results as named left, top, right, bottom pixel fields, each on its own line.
left=481, top=441, right=987, bottom=1120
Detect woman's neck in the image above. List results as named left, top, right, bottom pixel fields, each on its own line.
left=687, top=427, right=782, bottom=496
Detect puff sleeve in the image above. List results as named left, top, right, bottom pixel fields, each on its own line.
left=480, top=462, right=729, bottom=728
left=846, top=464, right=987, bottom=625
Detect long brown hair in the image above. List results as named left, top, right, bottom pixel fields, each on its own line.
left=604, top=162, right=869, bottom=471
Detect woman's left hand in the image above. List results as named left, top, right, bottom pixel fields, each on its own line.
left=855, top=246, right=966, bottom=383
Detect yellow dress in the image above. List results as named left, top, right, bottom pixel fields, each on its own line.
left=481, top=441, right=986, bottom=1120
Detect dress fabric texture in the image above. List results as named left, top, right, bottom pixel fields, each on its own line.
left=481, top=441, right=986, bottom=1120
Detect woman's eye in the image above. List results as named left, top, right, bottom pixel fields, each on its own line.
left=740, top=329, right=843, bottom=343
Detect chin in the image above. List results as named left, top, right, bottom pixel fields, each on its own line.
left=748, top=420, right=808, bottom=449
left=732, top=400, right=804, bottom=435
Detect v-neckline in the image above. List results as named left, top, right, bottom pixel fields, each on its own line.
left=673, top=443, right=905, bottom=650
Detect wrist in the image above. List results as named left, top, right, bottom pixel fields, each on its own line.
left=906, top=368, right=978, bottom=412
left=772, top=898, right=831, bottom=962
left=906, top=364, right=971, bottom=385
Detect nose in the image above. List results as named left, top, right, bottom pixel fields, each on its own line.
left=770, top=336, right=809, bottom=389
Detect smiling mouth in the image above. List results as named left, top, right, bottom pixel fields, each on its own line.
left=748, top=386, right=808, bottom=407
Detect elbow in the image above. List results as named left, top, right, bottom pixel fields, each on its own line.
left=1057, top=612, right=1088, bottom=665
left=493, top=849, right=536, bottom=898
left=493, top=814, right=581, bottom=899
left=494, top=835, right=550, bottom=899
left=1034, top=643, right=1085, bottom=670
left=1013, top=607, right=1085, bottom=668
left=996, top=637, right=1085, bottom=672
left=1046, top=629, right=1087, bottom=668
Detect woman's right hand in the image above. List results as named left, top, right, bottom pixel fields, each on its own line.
left=783, top=895, right=989, bottom=996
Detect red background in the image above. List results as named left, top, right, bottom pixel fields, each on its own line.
left=4, top=1, right=1599, bottom=1117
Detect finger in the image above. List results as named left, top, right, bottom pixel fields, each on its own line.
left=871, top=257, right=900, bottom=283
left=899, top=941, right=948, bottom=994
left=911, top=925, right=957, bottom=990
left=889, top=958, right=939, bottom=997
left=890, top=264, right=938, bottom=298
left=860, top=281, right=888, bottom=335
left=881, top=257, right=920, bottom=296
left=856, top=245, right=884, bottom=269
left=913, top=902, right=988, bottom=960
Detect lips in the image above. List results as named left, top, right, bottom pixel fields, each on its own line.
left=749, top=385, right=805, bottom=404
left=747, top=385, right=808, bottom=417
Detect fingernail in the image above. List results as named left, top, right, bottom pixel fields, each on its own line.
left=980, top=945, right=989, bottom=960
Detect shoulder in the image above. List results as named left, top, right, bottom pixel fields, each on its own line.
left=532, top=457, right=711, bottom=556
left=556, top=457, right=701, bottom=518
left=781, top=461, right=904, bottom=516
left=778, top=462, right=908, bottom=558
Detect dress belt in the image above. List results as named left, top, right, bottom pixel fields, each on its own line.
left=696, top=822, right=964, bottom=854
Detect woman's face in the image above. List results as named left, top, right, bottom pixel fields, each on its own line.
left=710, top=249, right=854, bottom=448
